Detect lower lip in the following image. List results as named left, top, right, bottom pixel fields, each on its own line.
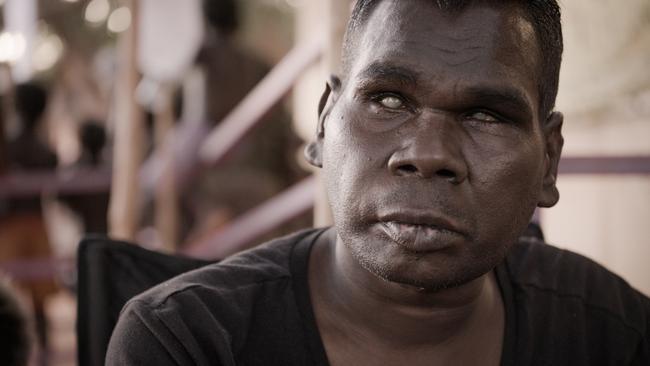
left=379, top=221, right=462, bottom=253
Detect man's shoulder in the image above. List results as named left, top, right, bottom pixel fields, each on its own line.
left=129, top=228, right=322, bottom=311
left=506, top=238, right=650, bottom=335
left=108, top=228, right=325, bottom=364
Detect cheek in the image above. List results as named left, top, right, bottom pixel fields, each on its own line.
left=321, top=108, right=389, bottom=226
left=470, top=140, right=544, bottom=236
left=321, top=111, right=364, bottom=219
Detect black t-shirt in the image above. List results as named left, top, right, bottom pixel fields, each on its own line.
left=106, top=228, right=650, bottom=365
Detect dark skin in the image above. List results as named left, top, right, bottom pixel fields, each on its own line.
left=305, top=1, right=563, bottom=365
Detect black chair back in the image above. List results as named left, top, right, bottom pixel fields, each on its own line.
left=76, top=237, right=215, bottom=366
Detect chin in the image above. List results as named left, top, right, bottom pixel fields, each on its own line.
left=349, top=237, right=504, bottom=292
left=368, top=258, right=491, bottom=291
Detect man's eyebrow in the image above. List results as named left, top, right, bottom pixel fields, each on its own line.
left=463, top=85, right=534, bottom=118
left=356, top=62, right=421, bottom=87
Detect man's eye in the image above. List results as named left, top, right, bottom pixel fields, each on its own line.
left=378, top=95, right=404, bottom=109
left=467, top=111, right=500, bottom=123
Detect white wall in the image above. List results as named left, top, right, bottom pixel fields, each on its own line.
left=544, top=0, right=650, bottom=296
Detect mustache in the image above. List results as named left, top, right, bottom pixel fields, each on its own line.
left=360, top=187, right=468, bottom=222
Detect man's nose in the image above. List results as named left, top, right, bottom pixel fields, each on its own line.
left=387, top=116, right=468, bottom=184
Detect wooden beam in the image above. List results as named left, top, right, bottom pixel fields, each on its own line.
left=558, top=156, right=650, bottom=175
left=108, top=0, right=145, bottom=241
left=182, top=176, right=316, bottom=259
left=0, top=63, right=14, bottom=174
left=153, top=85, right=178, bottom=251
left=0, top=65, right=7, bottom=173
left=0, top=167, right=111, bottom=198
left=0, top=257, right=74, bottom=282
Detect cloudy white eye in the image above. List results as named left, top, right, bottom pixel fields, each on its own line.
left=379, top=95, right=404, bottom=109
left=469, top=111, right=499, bottom=123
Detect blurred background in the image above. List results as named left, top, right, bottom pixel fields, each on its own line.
left=0, top=0, right=647, bottom=365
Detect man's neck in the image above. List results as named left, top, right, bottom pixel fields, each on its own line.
left=308, top=229, right=505, bottom=365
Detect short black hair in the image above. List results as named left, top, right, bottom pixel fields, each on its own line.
left=14, top=82, right=48, bottom=131
left=79, top=120, right=107, bottom=165
left=202, top=0, right=239, bottom=35
left=0, top=279, right=31, bottom=366
left=342, top=0, right=563, bottom=118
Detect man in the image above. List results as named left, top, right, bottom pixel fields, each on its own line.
left=1, top=82, right=58, bottom=355
left=182, top=0, right=306, bottom=244
left=107, top=1, right=650, bottom=365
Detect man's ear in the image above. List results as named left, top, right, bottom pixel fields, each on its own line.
left=538, top=111, right=564, bottom=208
left=304, top=75, right=341, bottom=168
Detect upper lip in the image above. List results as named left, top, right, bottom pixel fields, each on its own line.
left=377, top=210, right=468, bottom=236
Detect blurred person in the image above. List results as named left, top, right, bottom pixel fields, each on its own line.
left=0, top=276, right=33, bottom=366
left=108, top=1, right=650, bottom=365
left=6, top=82, right=57, bottom=171
left=180, top=0, right=308, bottom=244
left=77, top=120, right=107, bottom=167
left=59, top=120, right=110, bottom=235
left=0, top=81, right=58, bottom=359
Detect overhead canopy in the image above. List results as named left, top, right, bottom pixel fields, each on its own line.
left=137, top=0, right=204, bottom=83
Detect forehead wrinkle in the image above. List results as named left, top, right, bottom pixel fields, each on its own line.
left=444, top=55, right=481, bottom=67
left=463, top=84, right=534, bottom=117
left=355, top=36, right=490, bottom=76
left=356, top=62, right=421, bottom=87
left=353, top=2, right=500, bottom=71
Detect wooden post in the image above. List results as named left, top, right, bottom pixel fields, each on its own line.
left=0, top=102, right=4, bottom=173
left=153, top=85, right=178, bottom=251
left=108, top=0, right=145, bottom=241
left=0, top=63, right=10, bottom=173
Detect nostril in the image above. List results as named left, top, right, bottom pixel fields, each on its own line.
left=437, top=168, right=456, bottom=179
left=396, top=164, right=418, bottom=175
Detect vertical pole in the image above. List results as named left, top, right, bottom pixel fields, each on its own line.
left=109, top=0, right=145, bottom=241
left=0, top=98, right=4, bottom=173
left=3, top=0, right=36, bottom=83
left=153, top=85, right=178, bottom=251
left=0, top=64, right=10, bottom=173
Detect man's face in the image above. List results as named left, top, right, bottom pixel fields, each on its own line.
left=311, top=1, right=562, bottom=289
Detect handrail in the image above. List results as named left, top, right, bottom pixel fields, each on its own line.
left=558, top=156, right=650, bottom=175
left=0, top=257, right=74, bottom=281
left=182, top=175, right=316, bottom=259
left=1, top=156, right=650, bottom=200
left=138, top=37, right=324, bottom=197
left=0, top=166, right=112, bottom=198
left=0, top=39, right=325, bottom=200
left=198, top=38, right=324, bottom=165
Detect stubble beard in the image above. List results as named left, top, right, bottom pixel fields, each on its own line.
left=342, top=229, right=508, bottom=293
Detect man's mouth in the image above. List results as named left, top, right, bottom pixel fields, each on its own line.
left=376, top=212, right=467, bottom=252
